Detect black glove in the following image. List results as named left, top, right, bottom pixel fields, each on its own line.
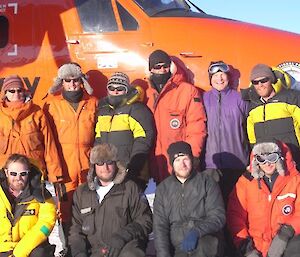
left=238, top=237, right=261, bottom=257
left=267, top=224, right=294, bottom=257
left=107, top=234, right=127, bottom=257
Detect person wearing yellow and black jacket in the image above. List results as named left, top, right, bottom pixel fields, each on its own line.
left=94, top=72, right=155, bottom=190
left=242, top=64, right=300, bottom=170
left=0, top=154, right=56, bottom=257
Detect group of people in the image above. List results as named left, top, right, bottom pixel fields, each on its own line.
left=0, top=48, right=300, bottom=257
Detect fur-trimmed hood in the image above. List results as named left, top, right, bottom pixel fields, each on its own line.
left=87, top=144, right=128, bottom=190
left=49, top=63, right=93, bottom=95
left=249, top=141, right=297, bottom=179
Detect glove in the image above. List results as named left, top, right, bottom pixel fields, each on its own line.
left=246, top=249, right=261, bottom=257
left=180, top=229, right=199, bottom=253
left=107, top=234, right=127, bottom=257
left=238, top=237, right=261, bottom=257
left=107, top=247, right=121, bottom=257
left=267, top=224, right=294, bottom=257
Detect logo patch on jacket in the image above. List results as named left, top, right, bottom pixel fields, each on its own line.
left=170, top=118, right=180, bottom=129
left=23, top=209, right=36, bottom=216
left=282, top=204, right=292, bottom=215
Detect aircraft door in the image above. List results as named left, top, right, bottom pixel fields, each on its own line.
left=67, top=0, right=152, bottom=98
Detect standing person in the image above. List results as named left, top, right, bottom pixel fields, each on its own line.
left=68, top=143, right=152, bottom=257
left=145, top=49, right=207, bottom=183
left=0, top=154, right=56, bottom=257
left=43, top=63, right=98, bottom=235
left=227, top=141, right=300, bottom=257
left=0, top=75, right=62, bottom=183
left=94, top=72, right=155, bottom=190
left=153, top=141, right=225, bottom=257
left=202, top=61, right=249, bottom=204
left=243, top=64, right=300, bottom=169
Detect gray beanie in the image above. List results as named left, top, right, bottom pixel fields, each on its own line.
left=107, top=72, right=131, bottom=93
left=250, top=64, right=276, bottom=83
left=49, top=63, right=93, bottom=95
left=251, top=142, right=285, bottom=178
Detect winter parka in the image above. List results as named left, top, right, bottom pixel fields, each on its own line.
left=0, top=165, right=56, bottom=257
left=145, top=59, right=207, bottom=182
left=227, top=143, right=300, bottom=257
left=0, top=101, right=62, bottom=182
left=153, top=171, right=225, bottom=257
left=68, top=162, right=152, bottom=257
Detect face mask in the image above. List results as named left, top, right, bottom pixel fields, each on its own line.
left=62, top=88, right=83, bottom=103
left=150, top=72, right=171, bottom=92
left=107, top=95, right=126, bottom=107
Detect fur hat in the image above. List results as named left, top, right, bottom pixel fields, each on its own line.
left=49, top=63, right=93, bottom=95
left=167, top=141, right=193, bottom=165
left=87, top=143, right=127, bottom=190
left=149, top=49, right=171, bottom=71
left=251, top=142, right=285, bottom=179
left=250, top=64, right=276, bottom=84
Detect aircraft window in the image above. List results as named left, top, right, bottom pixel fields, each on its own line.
left=75, top=0, right=118, bottom=32
left=134, top=0, right=190, bottom=16
left=0, top=16, right=8, bottom=48
left=117, top=2, right=139, bottom=31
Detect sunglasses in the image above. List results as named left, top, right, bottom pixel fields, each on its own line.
left=153, top=63, right=170, bottom=70
left=96, top=160, right=115, bottom=166
left=208, top=62, right=230, bottom=74
left=8, top=170, right=30, bottom=177
left=107, top=85, right=127, bottom=92
left=251, top=77, right=270, bottom=85
left=255, top=152, right=280, bottom=165
left=6, top=89, right=23, bottom=94
left=64, top=78, right=81, bottom=83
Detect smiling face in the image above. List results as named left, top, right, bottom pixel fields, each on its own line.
left=95, top=161, right=116, bottom=186
left=211, top=71, right=229, bottom=91
left=5, top=88, right=25, bottom=102
left=5, top=161, right=29, bottom=193
left=253, top=76, right=275, bottom=100
left=173, top=155, right=192, bottom=182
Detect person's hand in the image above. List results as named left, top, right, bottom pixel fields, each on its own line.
left=180, top=229, right=199, bottom=253
left=106, top=234, right=126, bottom=257
left=238, top=237, right=261, bottom=257
left=267, top=224, right=294, bottom=257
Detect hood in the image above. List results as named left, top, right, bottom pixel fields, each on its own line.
left=248, top=141, right=298, bottom=179
left=0, top=161, right=50, bottom=203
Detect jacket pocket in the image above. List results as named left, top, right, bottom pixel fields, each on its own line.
left=0, top=133, right=9, bottom=154
left=275, top=193, right=296, bottom=218
left=167, top=110, right=185, bottom=142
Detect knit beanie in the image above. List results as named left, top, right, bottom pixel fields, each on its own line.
left=1, top=75, right=25, bottom=93
left=107, top=72, right=131, bottom=93
left=49, top=63, right=93, bottom=95
left=167, top=141, right=193, bottom=165
left=250, top=64, right=276, bottom=83
left=149, top=49, right=171, bottom=71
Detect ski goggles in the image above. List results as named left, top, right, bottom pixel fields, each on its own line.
left=208, top=62, right=230, bottom=74
left=255, top=152, right=280, bottom=164
left=7, top=170, right=30, bottom=177
left=96, top=160, right=115, bottom=166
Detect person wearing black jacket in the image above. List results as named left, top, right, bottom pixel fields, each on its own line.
left=68, top=143, right=152, bottom=257
left=153, top=141, right=225, bottom=257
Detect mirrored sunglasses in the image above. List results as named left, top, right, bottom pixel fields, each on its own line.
left=64, top=78, right=81, bottom=83
left=153, top=63, right=170, bottom=70
left=96, top=160, right=115, bottom=166
left=107, top=85, right=127, bottom=92
left=6, top=89, right=23, bottom=94
left=8, top=170, right=30, bottom=177
left=251, top=77, right=270, bottom=85
left=255, top=152, right=280, bottom=164
left=208, top=63, right=230, bottom=74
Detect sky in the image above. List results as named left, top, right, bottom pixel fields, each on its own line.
left=192, top=0, right=300, bottom=34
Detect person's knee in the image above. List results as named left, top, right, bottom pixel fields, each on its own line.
left=197, top=234, right=224, bottom=257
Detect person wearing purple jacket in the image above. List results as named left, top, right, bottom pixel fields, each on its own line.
left=202, top=61, right=249, bottom=205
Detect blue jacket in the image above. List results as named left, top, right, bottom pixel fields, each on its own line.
left=203, top=87, right=249, bottom=170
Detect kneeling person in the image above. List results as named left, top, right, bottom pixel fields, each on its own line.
left=0, top=154, right=56, bottom=257
left=69, top=143, right=152, bottom=257
left=153, top=141, right=225, bottom=257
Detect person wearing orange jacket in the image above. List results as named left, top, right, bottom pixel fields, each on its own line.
left=43, top=63, right=97, bottom=234
left=145, top=49, right=207, bottom=183
left=227, top=141, right=300, bottom=257
left=0, top=75, right=62, bottom=183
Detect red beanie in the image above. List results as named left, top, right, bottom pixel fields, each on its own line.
left=1, top=75, right=25, bottom=93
